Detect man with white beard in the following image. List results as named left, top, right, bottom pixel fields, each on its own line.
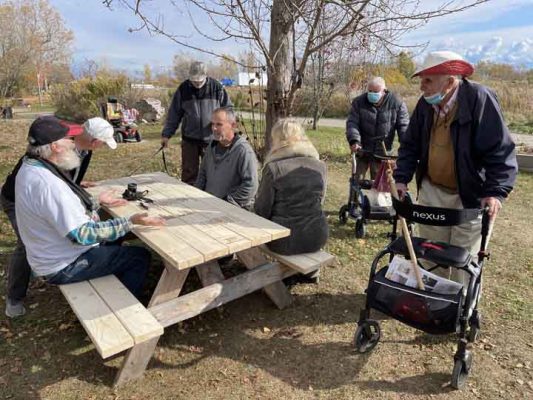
left=14, top=116, right=165, bottom=300
left=2, top=117, right=119, bottom=317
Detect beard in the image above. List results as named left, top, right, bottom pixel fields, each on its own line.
left=55, top=147, right=82, bottom=171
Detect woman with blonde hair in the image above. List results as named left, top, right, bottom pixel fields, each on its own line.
left=255, top=118, right=328, bottom=256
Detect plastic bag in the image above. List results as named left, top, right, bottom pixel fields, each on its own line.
left=371, top=160, right=395, bottom=193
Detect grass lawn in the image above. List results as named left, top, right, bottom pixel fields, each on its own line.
left=0, top=119, right=531, bottom=400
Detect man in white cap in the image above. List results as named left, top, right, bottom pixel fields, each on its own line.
left=71, top=117, right=117, bottom=187
left=1, top=116, right=119, bottom=317
left=12, top=116, right=164, bottom=307
left=161, top=60, right=232, bottom=184
left=393, top=50, right=518, bottom=285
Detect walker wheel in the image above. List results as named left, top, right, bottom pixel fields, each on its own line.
left=339, top=205, right=349, bottom=225
left=355, top=219, right=366, bottom=238
left=353, top=320, right=380, bottom=353
left=451, top=350, right=472, bottom=390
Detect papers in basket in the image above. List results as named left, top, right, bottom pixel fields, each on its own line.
left=385, top=256, right=463, bottom=295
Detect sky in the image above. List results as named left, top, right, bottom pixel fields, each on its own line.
left=49, top=0, right=533, bottom=76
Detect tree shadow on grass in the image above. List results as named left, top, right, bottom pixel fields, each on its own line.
left=357, top=373, right=454, bottom=395
left=152, top=292, right=371, bottom=391
left=0, top=286, right=121, bottom=399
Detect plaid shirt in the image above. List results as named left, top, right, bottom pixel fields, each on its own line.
left=67, top=217, right=133, bottom=245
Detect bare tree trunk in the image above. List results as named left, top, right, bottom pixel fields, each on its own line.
left=37, top=72, right=43, bottom=107
left=264, top=0, right=294, bottom=152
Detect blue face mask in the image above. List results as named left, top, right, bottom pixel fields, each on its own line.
left=367, top=91, right=382, bottom=104
left=424, top=92, right=445, bottom=105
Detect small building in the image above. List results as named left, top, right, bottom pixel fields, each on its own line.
left=236, top=72, right=268, bottom=86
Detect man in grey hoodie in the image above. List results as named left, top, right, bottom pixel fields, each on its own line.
left=195, top=107, right=258, bottom=210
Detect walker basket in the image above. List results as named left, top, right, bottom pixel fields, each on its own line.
left=367, top=266, right=463, bottom=334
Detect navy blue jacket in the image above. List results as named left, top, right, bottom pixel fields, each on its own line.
left=346, top=90, right=409, bottom=155
left=393, top=79, right=518, bottom=208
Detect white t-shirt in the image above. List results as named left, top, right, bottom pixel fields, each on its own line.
left=15, top=160, right=98, bottom=276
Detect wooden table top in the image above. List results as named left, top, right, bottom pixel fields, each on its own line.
left=87, top=172, right=290, bottom=270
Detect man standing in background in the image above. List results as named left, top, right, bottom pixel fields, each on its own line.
left=346, top=76, right=409, bottom=180
left=161, top=61, right=232, bottom=184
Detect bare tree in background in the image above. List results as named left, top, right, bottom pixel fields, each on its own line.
left=0, top=0, right=73, bottom=101
left=103, top=0, right=487, bottom=150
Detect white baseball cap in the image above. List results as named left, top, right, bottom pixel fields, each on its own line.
left=412, top=50, right=474, bottom=78
left=83, top=117, right=117, bottom=149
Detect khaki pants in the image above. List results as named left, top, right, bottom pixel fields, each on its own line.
left=417, top=179, right=482, bottom=287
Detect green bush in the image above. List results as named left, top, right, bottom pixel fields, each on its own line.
left=50, top=75, right=129, bottom=122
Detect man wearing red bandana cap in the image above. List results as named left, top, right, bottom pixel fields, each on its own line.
left=393, top=51, right=517, bottom=286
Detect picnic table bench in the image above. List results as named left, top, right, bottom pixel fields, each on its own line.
left=57, top=172, right=335, bottom=385
left=59, top=275, right=163, bottom=359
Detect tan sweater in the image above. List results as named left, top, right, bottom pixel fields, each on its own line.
left=427, top=103, right=459, bottom=191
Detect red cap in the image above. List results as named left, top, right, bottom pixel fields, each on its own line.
left=59, top=120, right=84, bottom=137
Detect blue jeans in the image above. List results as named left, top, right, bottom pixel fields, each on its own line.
left=47, top=245, right=151, bottom=298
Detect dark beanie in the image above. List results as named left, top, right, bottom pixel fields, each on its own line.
left=28, top=116, right=70, bottom=146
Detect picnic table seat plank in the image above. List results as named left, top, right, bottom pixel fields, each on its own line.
left=59, top=280, right=134, bottom=359
left=259, top=246, right=336, bottom=274
left=90, top=276, right=164, bottom=344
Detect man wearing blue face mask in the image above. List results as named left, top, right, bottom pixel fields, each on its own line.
left=346, top=77, right=409, bottom=181
left=393, top=51, right=517, bottom=285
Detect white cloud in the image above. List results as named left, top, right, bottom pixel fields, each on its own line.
left=417, top=25, right=533, bottom=67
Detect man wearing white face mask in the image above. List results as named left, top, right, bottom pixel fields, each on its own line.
left=346, top=76, right=409, bottom=181
left=161, top=61, right=232, bottom=184
left=393, top=51, right=517, bottom=284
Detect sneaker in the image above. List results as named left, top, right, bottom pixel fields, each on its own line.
left=5, top=299, right=26, bottom=318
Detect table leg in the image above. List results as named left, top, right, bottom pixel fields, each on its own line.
left=237, top=248, right=293, bottom=309
left=114, top=336, right=160, bottom=387
left=195, top=260, right=225, bottom=286
left=114, top=262, right=189, bottom=385
left=149, top=261, right=190, bottom=307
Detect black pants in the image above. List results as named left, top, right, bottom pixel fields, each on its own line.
left=181, top=138, right=207, bottom=184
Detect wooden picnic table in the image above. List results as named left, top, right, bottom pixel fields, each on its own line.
left=87, top=172, right=294, bottom=384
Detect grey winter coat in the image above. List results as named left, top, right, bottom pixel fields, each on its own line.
left=394, top=79, right=518, bottom=208
left=162, top=78, right=232, bottom=143
left=346, top=91, right=409, bottom=155
left=195, top=135, right=258, bottom=209
left=255, top=143, right=328, bottom=255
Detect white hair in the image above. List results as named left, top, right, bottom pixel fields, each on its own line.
left=367, top=77, right=386, bottom=90
left=26, top=143, right=52, bottom=159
